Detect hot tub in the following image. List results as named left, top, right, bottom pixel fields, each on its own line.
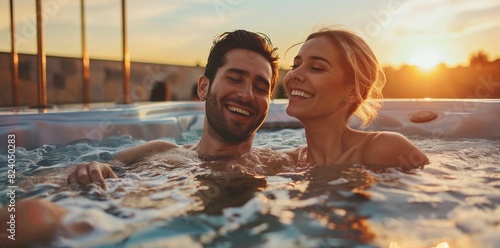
left=0, top=99, right=499, bottom=248
left=1, top=99, right=499, bottom=150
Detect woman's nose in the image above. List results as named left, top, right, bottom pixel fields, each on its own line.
left=288, top=68, right=304, bottom=83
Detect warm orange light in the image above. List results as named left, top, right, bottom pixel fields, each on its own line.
left=388, top=241, right=449, bottom=248
left=435, top=242, right=449, bottom=248
left=409, top=46, right=443, bottom=71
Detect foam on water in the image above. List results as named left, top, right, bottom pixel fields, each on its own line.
left=0, top=129, right=499, bottom=248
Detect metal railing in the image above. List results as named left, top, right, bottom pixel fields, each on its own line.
left=81, top=0, right=90, bottom=108
left=9, top=0, right=18, bottom=107
left=35, top=0, right=47, bottom=109
left=8, top=0, right=131, bottom=110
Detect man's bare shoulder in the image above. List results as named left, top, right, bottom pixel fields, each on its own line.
left=124, top=139, right=180, bottom=153
left=276, top=146, right=306, bottom=163
left=143, top=139, right=180, bottom=151
left=115, top=139, right=180, bottom=164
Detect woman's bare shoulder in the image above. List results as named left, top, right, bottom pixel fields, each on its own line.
left=362, top=131, right=429, bottom=168
left=370, top=131, right=422, bottom=147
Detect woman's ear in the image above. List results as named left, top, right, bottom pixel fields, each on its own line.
left=346, top=86, right=358, bottom=104
left=198, top=75, right=209, bottom=101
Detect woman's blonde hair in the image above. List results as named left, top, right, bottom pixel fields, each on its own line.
left=306, top=28, right=386, bottom=127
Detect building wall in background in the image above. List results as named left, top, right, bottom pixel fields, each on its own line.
left=0, top=52, right=203, bottom=107
left=0, top=52, right=287, bottom=107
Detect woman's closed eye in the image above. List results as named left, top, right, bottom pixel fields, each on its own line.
left=290, top=63, right=325, bottom=72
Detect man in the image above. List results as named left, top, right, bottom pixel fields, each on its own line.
left=67, top=29, right=281, bottom=188
left=0, top=30, right=283, bottom=247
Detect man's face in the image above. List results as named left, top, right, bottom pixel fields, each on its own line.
left=204, top=49, right=272, bottom=143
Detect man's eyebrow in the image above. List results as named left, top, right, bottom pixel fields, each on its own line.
left=226, top=68, right=249, bottom=76
left=226, top=68, right=270, bottom=87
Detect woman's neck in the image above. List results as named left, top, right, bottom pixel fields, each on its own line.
left=302, top=118, right=350, bottom=166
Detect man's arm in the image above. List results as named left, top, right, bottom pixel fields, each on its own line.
left=67, top=140, right=178, bottom=188
left=66, top=161, right=118, bottom=189
left=113, top=139, right=178, bottom=165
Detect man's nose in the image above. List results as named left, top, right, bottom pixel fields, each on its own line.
left=237, top=82, right=254, bottom=101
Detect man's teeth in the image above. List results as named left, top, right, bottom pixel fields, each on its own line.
left=228, top=106, right=250, bottom=116
left=291, top=90, right=313, bottom=98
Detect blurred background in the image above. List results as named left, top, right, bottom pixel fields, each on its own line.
left=1, top=0, right=499, bottom=107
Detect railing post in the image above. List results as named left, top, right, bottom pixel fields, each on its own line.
left=121, top=0, right=131, bottom=104
left=9, top=0, right=19, bottom=107
left=36, top=0, right=48, bottom=110
left=81, top=0, right=90, bottom=107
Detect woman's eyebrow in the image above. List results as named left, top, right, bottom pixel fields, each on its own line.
left=294, top=55, right=332, bottom=66
left=309, top=55, right=332, bottom=66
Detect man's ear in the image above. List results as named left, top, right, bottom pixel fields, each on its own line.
left=198, top=75, right=209, bottom=101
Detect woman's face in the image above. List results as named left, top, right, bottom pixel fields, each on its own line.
left=284, top=36, right=353, bottom=122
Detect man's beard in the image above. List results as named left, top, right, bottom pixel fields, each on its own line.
left=205, top=92, right=265, bottom=143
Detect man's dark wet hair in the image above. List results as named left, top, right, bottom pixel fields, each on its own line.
left=204, top=29, right=279, bottom=92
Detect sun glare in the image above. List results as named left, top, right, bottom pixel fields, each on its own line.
left=409, top=47, right=443, bottom=71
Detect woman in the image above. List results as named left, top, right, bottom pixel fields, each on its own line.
left=284, top=28, right=428, bottom=168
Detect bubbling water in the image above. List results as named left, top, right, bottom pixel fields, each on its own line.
left=0, top=129, right=498, bottom=248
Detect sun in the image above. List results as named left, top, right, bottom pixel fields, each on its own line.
left=409, top=47, right=443, bottom=71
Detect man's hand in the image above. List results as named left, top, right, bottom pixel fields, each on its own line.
left=67, top=162, right=118, bottom=189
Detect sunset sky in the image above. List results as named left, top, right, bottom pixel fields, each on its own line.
left=1, top=0, right=499, bottom=69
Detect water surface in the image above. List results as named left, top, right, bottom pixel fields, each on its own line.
left=1, top=129, right=499, bottom=248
